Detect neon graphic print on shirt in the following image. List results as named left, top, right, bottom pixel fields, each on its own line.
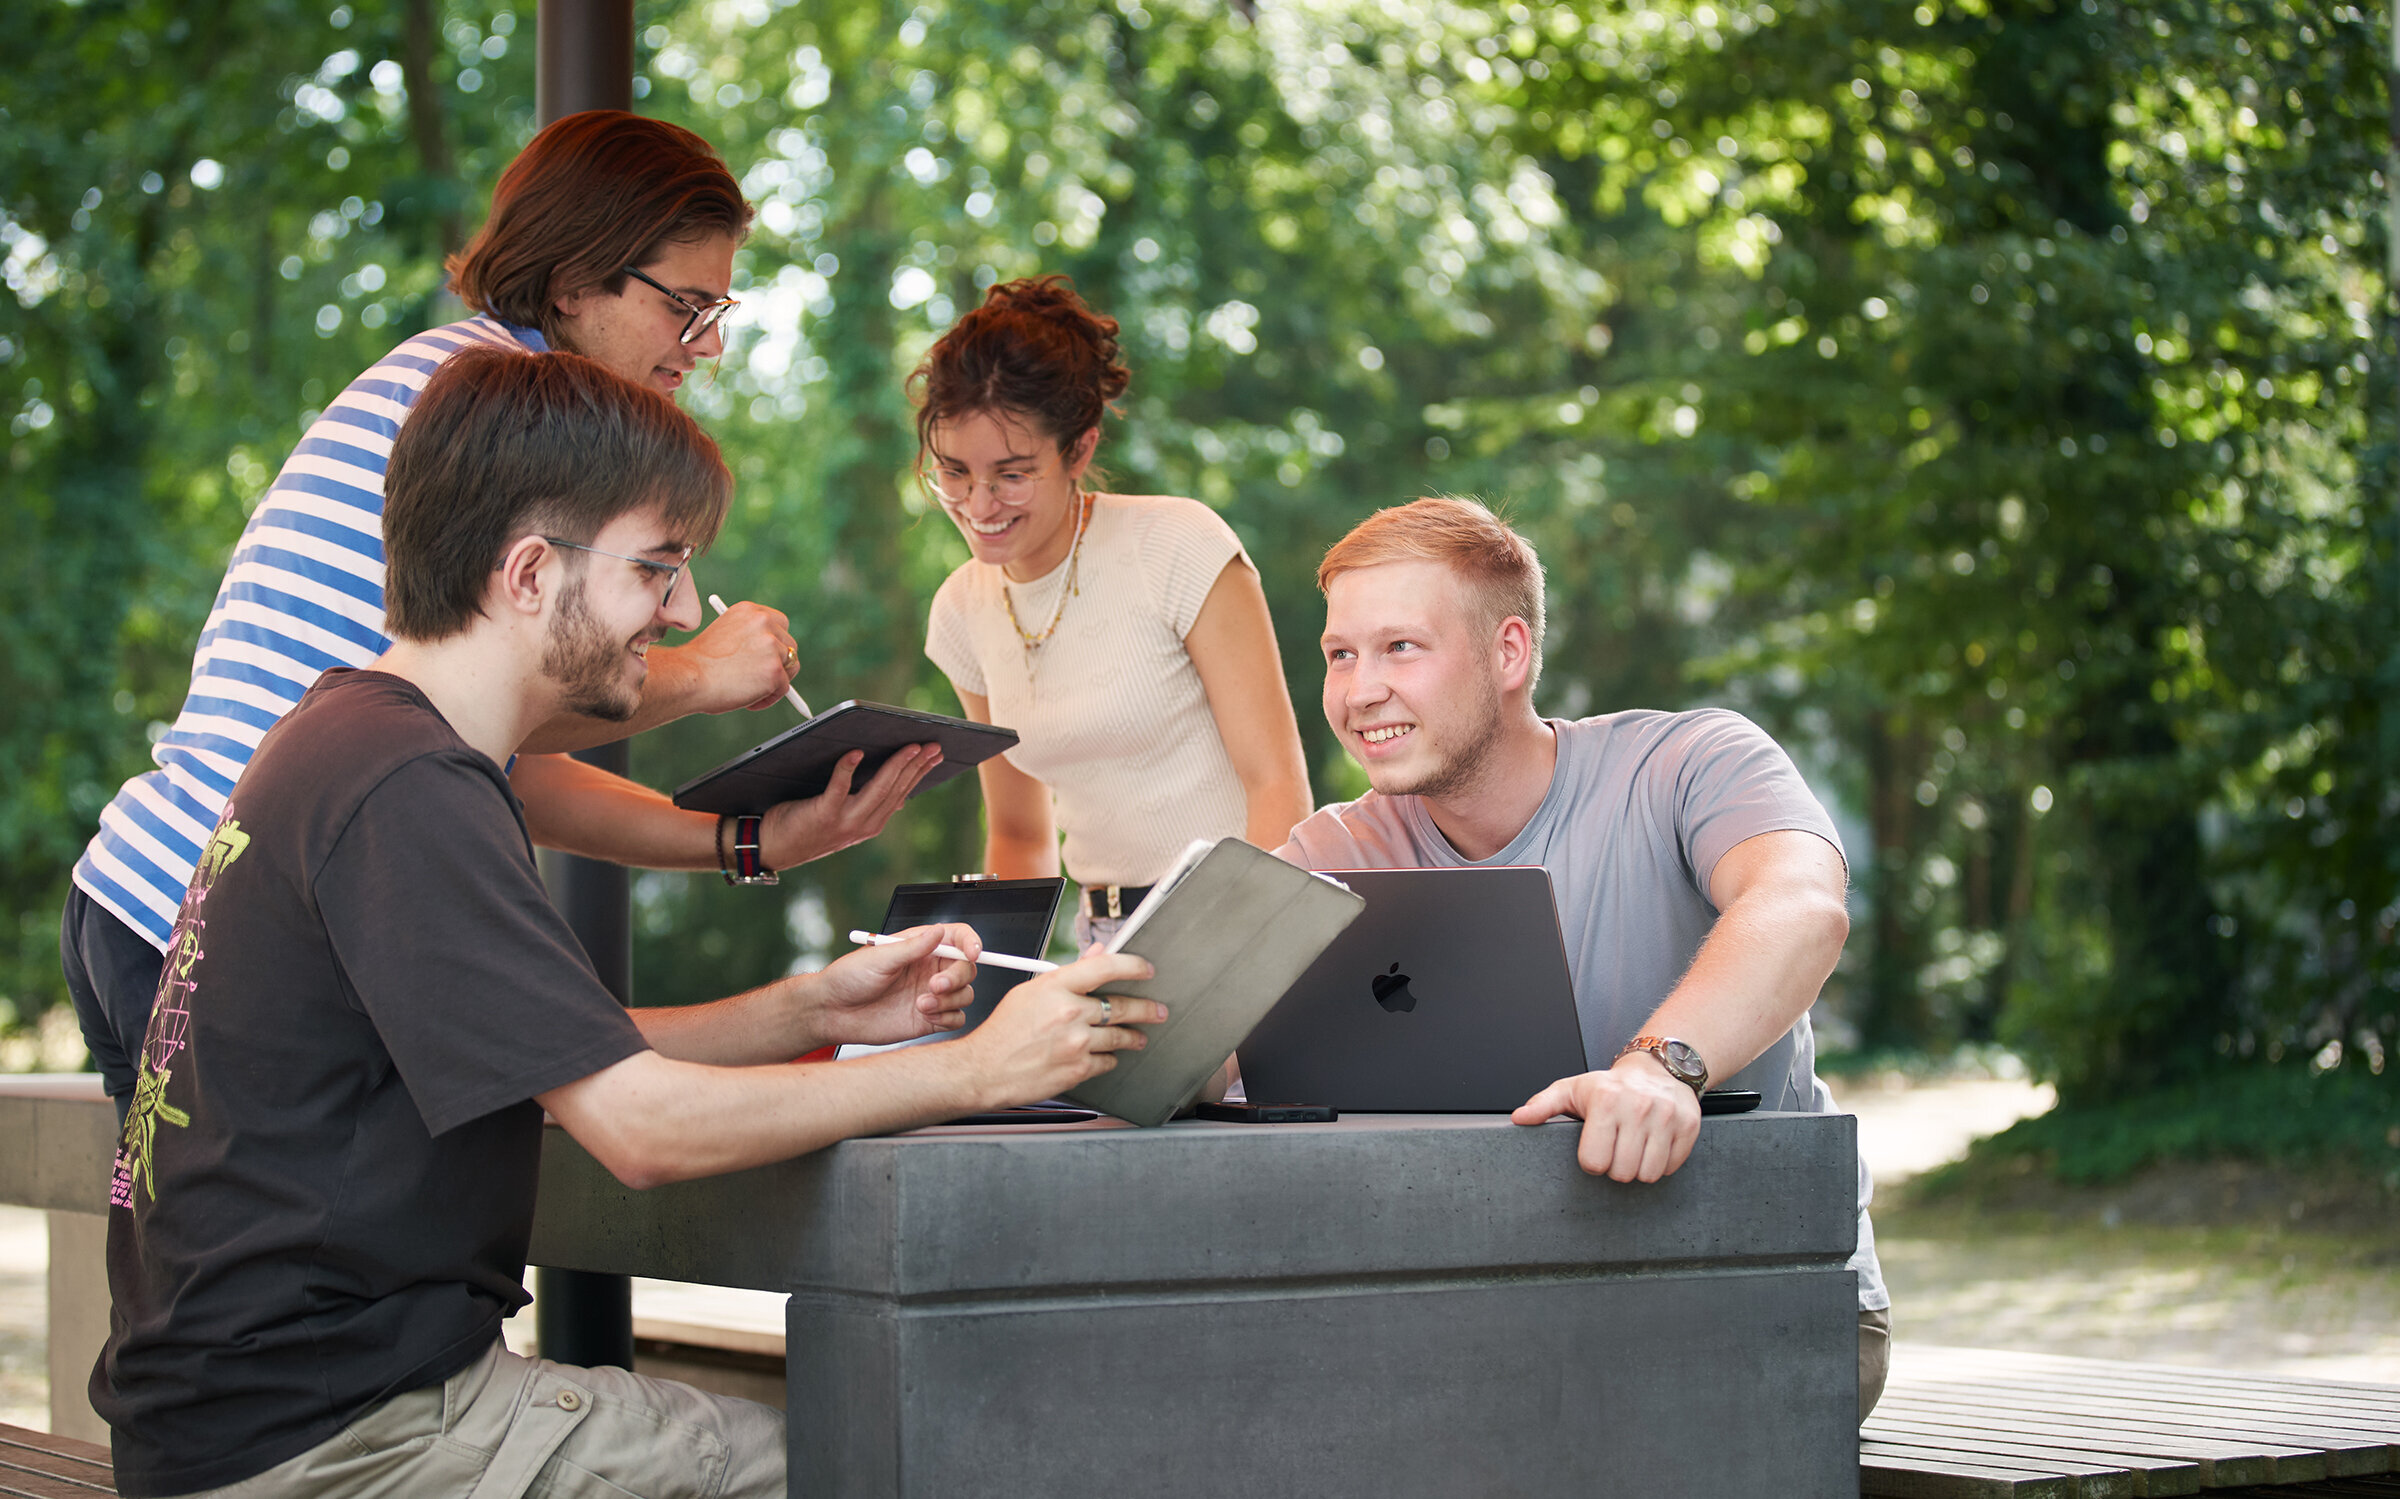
left=111, top=813, right=248, bottom=1210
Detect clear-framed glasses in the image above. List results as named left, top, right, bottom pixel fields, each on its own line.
left=620, top=264, right=740, bottom=345
left=922, top=462, right=1051, bottom=509
left=543, top=537, right=694, bottom=607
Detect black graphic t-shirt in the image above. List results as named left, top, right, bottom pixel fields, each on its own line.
left=95, top=670, right=648, bottom=1497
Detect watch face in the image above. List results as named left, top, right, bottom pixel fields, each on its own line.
left=1660, top=1039, right=1706, bottom=1081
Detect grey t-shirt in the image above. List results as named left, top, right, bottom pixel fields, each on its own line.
left=1277, top=708, right=1887, bottom=1311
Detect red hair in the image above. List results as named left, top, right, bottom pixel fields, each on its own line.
left=1319, top=497, right=1547, bottom=687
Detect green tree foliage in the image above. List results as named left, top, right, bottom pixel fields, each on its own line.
left=0, top=0, right=529, bottom=1030
left=1477, top=0, right=2392, bottom=1096
left=4, top=0, right=2389, bottom=1116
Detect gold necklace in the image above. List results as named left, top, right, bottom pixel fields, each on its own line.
left=1001, top=492, right=1092, bottom=654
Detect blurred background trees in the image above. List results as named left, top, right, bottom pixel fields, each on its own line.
left=3, top=0, right=2390, bottom=1130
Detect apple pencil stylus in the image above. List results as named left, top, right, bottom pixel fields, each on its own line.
left=707, top=594, right=813, bottom=719
left=848, top=930, right=1057, bottom=974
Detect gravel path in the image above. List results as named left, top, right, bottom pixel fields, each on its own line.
left=1876, top=1222, right=2400, bottom=1383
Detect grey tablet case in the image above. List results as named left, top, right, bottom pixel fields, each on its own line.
left=1063, top=840, right=1366, bottom=1128
left=1236, top=866, right=1589, bottom=1112
left=671, top=701, right=1018, bottom=817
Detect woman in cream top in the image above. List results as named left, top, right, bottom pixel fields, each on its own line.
left=913, top=277, right=1311, bottom=938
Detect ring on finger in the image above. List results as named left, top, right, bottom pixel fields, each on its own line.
left=781, top=645, right=798, bottom=672
left=1098, top=997, right=1113, bottom=1024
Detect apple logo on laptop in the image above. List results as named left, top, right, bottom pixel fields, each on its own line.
left=1371, top=962, right=1418, bottom=1014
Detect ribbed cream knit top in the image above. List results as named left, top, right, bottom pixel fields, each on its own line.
left=926, top=493, right=1252, bottom=888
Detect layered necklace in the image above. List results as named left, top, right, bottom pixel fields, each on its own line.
left=1001, top=491, right=1094, bottom=661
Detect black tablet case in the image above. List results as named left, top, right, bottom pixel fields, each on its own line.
left=671, top=701, right=1019, bottom=817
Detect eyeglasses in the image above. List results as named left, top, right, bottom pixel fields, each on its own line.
left=923, top=462, right=1056, bottom=508
left=620, top=264, right=739, bottom=345
left=544, top=538, right=694, bottom=607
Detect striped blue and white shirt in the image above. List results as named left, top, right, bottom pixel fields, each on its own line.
left=74, top=316, right=543, bottom=949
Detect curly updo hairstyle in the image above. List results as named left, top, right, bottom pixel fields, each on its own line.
left=909, top=276, right=1131, bottom=468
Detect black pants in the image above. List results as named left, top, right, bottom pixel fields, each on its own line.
left=59, top=886, right=164, bottom=1124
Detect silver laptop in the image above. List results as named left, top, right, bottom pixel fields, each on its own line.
left=1236, top=867, right=1588, bottom=1112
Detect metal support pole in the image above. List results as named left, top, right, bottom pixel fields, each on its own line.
left=533, top=0, right=637, bottom=1373
left=538, top=0, right=634, bottom=122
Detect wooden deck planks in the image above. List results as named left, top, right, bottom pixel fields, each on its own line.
left=1862, top=1444, right=2085, bottom=1499
left=1867, top=1411, right=2206, bottom=1494
left=1862, top=1347, right=2400, bottom=1499
left=1894, top=1383, right=2396, bottom=1478
left=1915, top=1367, right=2400, bottom=1431
left=1892, top=1385, right=2387, bottom=1473
left=0, top=1425, right=116, bottom=1499
left=2201, top=1479, right=2400, bottom=1498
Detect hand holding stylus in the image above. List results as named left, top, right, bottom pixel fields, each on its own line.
left=849, top=930, right=1057, bottom=974
left=709, top=594, right=813, bottom=719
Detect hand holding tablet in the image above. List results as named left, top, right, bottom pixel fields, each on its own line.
left=673, top=700, right=1018, bottom=817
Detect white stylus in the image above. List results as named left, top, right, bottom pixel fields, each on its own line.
left=708, top=594, right=813, bottom=719
left=849, top=930, right=1057, bottom=974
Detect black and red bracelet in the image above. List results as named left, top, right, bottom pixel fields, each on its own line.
left=718, top=813, right=779, bottom=886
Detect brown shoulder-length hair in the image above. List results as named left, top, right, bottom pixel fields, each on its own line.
left=383, top=345, right=731, bottom=643
left=446, top=111, right=753, bottom=348
left=907, top=275, right=1130, bottom=467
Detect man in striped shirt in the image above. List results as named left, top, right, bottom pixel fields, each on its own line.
left=64, top=111, right=935, bottom=1115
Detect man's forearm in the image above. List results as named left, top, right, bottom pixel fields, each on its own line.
left=631, top=977, right=828, bottom=1065
left=518, top=643, right=713, bottom=754
left=1633, top=881, right=1848, bottom=1079
left=511, top=751, right=718, bottom=868
left=549, top=1044, right=995, bottom=1189
left=1519, top=831, right=1849, bottom=1183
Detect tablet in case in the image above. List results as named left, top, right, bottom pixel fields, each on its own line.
left=670, top=701, right=1018, bottom=818
left=1064, top=838, right=1366, bottom=1128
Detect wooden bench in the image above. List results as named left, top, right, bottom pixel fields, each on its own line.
left=1865, top=1345, right=2400, bottom=1497
left=0, top=1424, right=113, bottom=1499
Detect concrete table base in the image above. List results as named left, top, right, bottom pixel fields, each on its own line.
left=793, top=1269, right=1849, bottom=1497
left=532, top=1112, right=1863, bottom=1499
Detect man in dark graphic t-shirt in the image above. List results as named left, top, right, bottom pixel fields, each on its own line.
left=96, top=348, right=1169, bottom=1499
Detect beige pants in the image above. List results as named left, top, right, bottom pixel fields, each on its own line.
left=1860, top=1305, right=1892, bottom=1421
left=187, top=1340, right=783, bottom=1499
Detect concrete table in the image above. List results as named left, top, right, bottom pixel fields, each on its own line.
left=530, top=1110, right=1863, bottom=1498
left=0, top=1075, right=117, bottom=1444
left=2, top=1078, right=1863, bottom=1496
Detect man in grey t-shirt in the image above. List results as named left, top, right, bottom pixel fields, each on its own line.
left=1275, top=497, right=1890, bottom=1418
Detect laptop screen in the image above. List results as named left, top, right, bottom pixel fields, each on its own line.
left=880, top=877, right=1065, bottom=1031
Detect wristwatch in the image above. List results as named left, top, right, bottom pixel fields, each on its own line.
left=716, top=814, right=779, bottom=887
left=1617, top=1035, right=1708, bottom=1098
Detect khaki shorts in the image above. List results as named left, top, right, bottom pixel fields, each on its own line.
left=186, top=1340, right=783, bottom=1499
left=1860, top=1305, right=1892, bottom=1421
